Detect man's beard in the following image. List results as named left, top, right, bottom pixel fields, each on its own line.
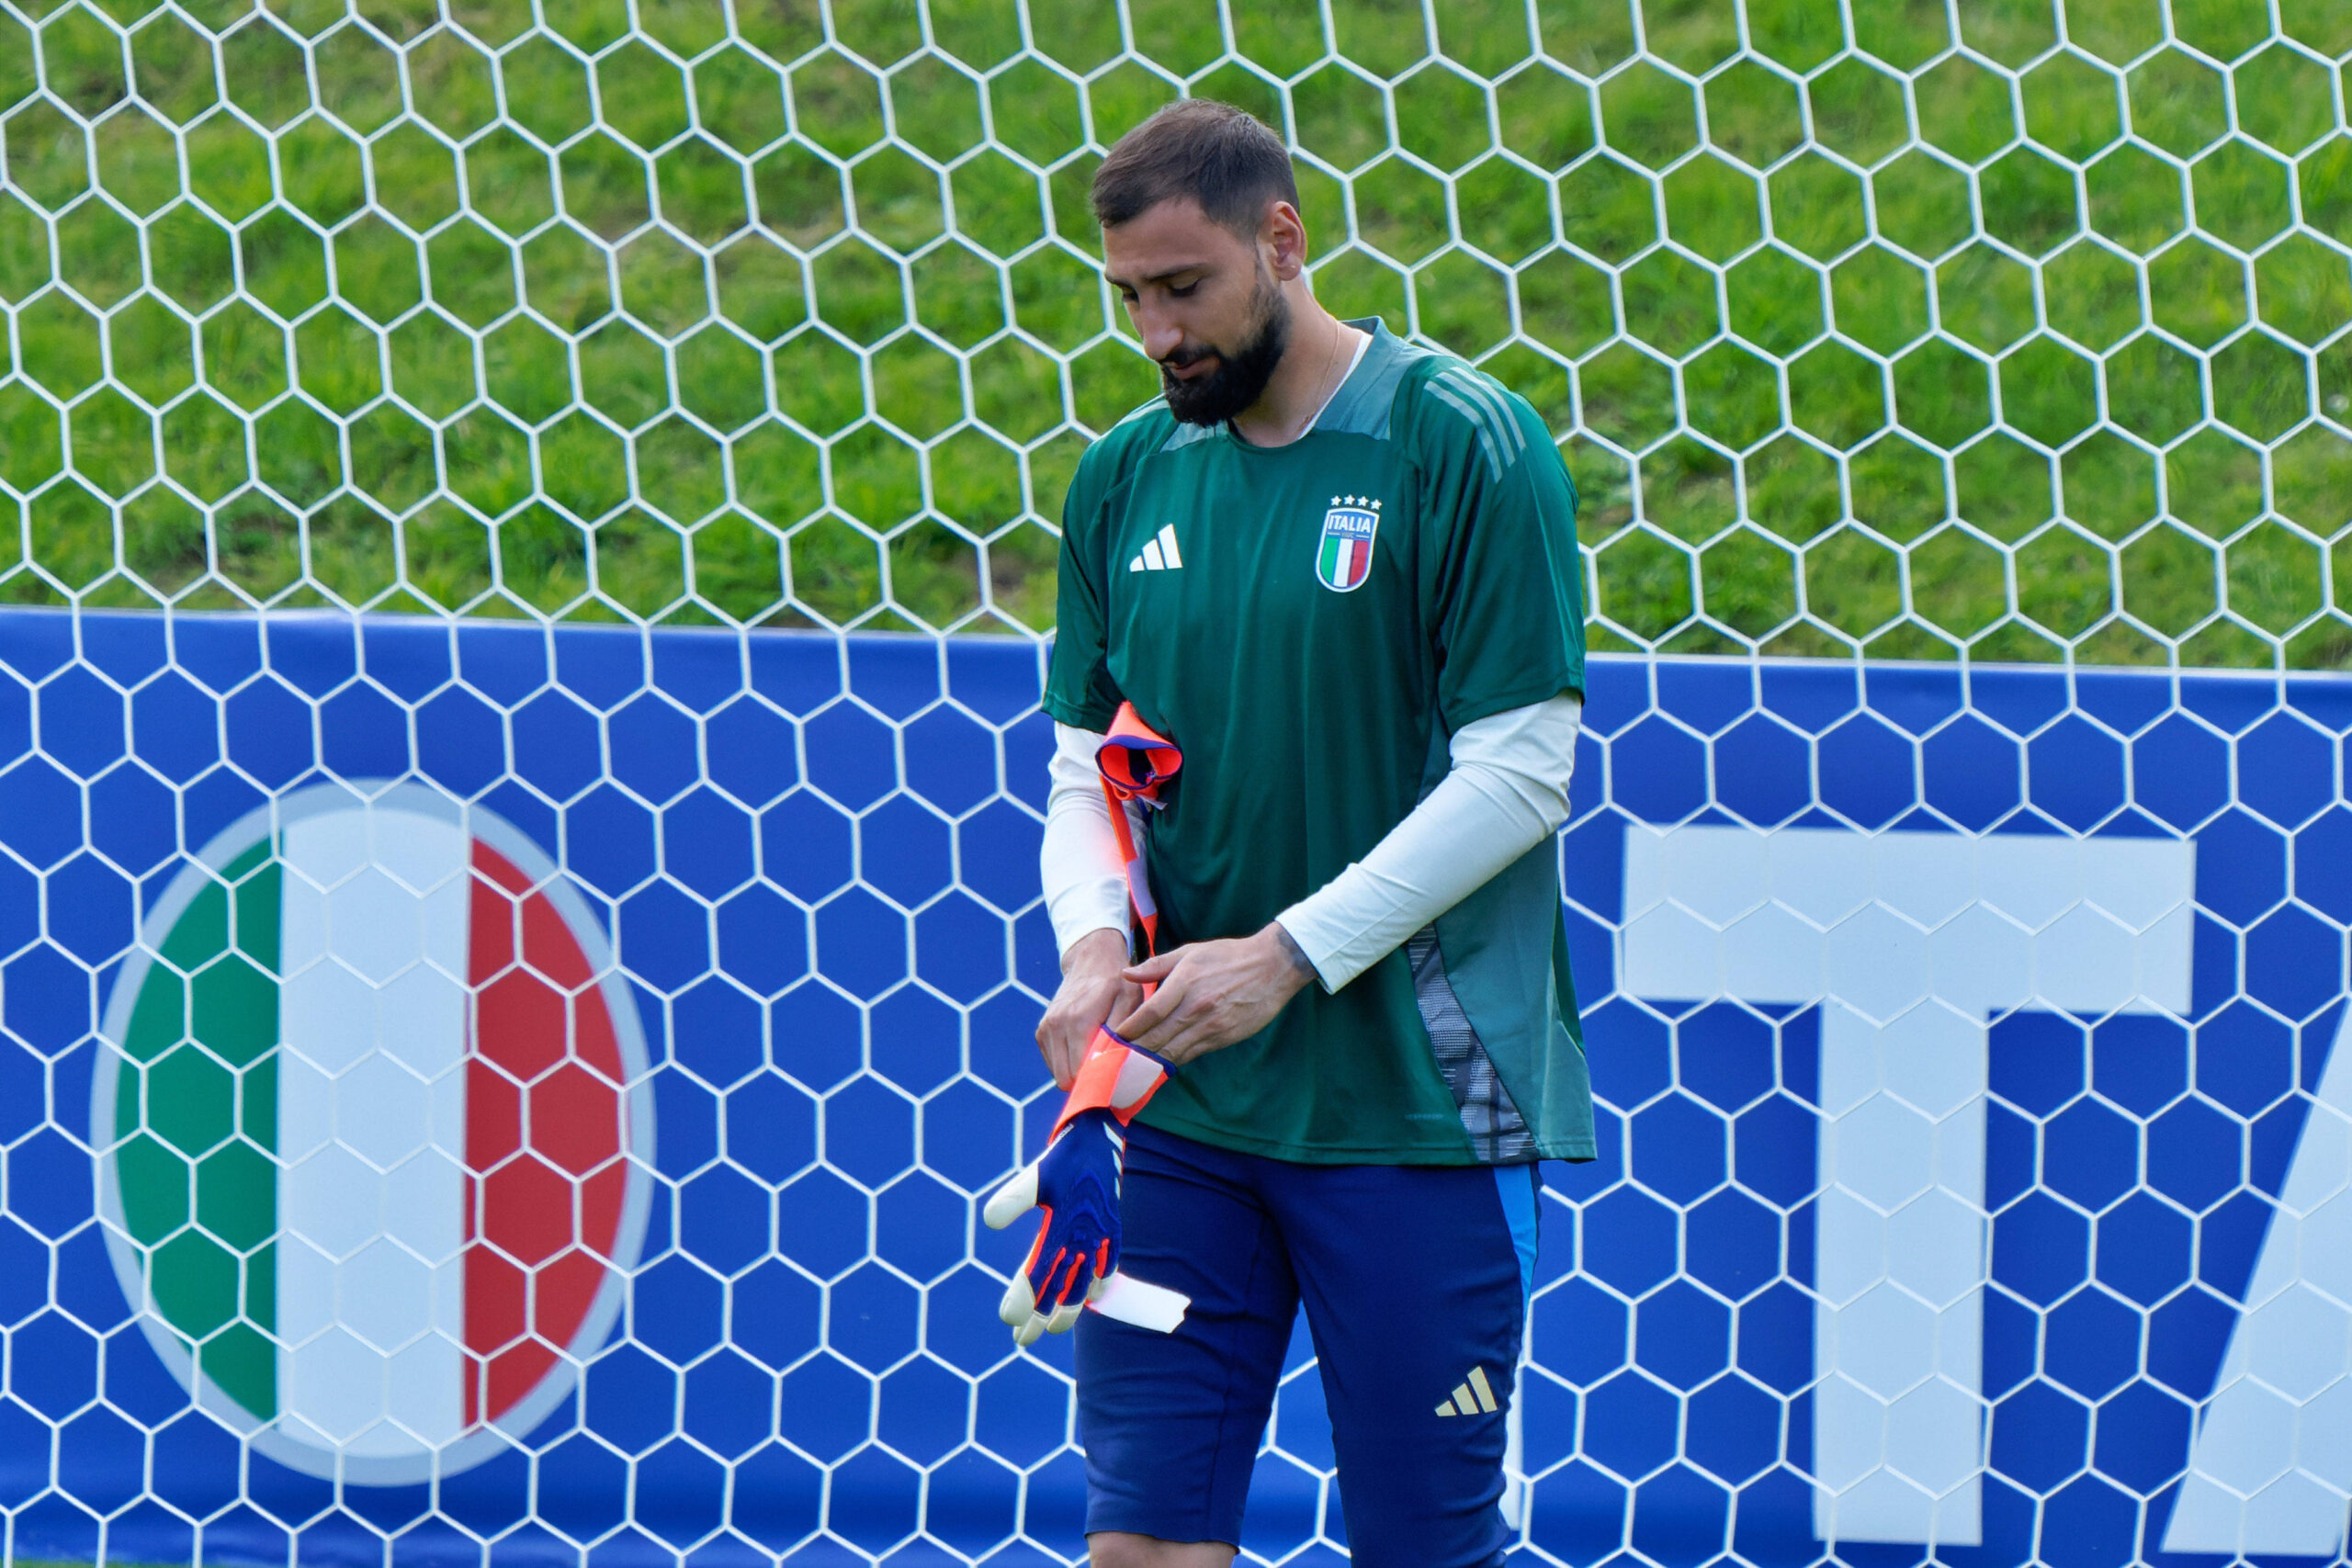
left=1159, top=279, right=1291, bottom=426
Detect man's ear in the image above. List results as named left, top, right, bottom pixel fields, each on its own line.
left=1261, top=200, right=1307, bottom=281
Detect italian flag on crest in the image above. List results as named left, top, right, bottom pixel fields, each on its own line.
left=1316, top=499, right=1382, bottom=592
left=94, top=784, right=654, bottom=1483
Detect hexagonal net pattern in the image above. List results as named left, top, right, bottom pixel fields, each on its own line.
left=0, top=0, right=2349, bottom=1565
left=1, top=0, right=2348, bottom=660
left=6, top=611, right=2351, bottom=1568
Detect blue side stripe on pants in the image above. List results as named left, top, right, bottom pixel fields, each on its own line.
left=1495, top=1165, right=1538, bottom=1300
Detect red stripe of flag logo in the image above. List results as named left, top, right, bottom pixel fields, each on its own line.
left=1316, top=498, right=1381, bottom=592
left=92, top=783, right=655, bottom=1483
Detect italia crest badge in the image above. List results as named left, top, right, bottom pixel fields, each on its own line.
left=1316, top=496, right=1381, bottom=592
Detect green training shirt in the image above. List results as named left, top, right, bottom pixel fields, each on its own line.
left=1045, top=320, right=1594, bottom=1166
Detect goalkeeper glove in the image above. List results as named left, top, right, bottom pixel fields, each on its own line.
left=981, top=1028, right=1171, bottom=1346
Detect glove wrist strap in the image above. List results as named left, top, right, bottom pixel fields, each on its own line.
left=1050, top=1029, right=1172, bottom=1140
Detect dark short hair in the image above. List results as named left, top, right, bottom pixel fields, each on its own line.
left=1090, top=99, right=1300, bottom=236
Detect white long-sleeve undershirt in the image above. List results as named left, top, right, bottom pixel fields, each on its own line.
left=1039, top=723, right=1143, bottom=958
left=1037, top=694, right=1582, bottom=990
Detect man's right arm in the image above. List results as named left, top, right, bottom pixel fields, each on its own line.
left=1035, top=722, right=1142, bottom=1088
left=1036, top=428, right=1158, bottom=1086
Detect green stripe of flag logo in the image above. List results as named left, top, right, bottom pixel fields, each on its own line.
left=95, top=784, right=654, bottom=1484
left=113, top=836, right=284, bottom=1421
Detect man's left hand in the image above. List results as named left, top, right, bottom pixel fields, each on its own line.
left=1112, top=923, right=1317, bottom=1066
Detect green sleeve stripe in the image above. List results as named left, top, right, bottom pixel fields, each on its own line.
left=1439, top=370, right=1526, bottom=462
left=1467, top=374, right=1531, bottom=457
left=1433, top=372, right=1523, bottom=468
left=1425, top=383, right=1505, bottom=480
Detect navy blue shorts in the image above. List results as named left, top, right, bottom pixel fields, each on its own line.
left=1075, top=1122, right=1539, bottom=1568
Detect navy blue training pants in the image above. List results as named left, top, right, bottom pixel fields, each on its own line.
left=1075, top=1121, right=1540, bottom=1567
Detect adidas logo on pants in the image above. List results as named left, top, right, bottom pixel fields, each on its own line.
left=1435, top=1365, right=1502, bottom=1417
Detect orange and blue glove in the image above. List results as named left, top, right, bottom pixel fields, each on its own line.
left=982, top=1030, right=1173, bottom=1345
left=986, top=703, right=1182, bottom=1345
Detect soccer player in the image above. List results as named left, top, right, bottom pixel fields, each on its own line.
left=999, top=100, right=1592, bottom=1568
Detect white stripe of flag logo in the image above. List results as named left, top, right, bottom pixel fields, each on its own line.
left=92, top=783, right=654, bottom=1483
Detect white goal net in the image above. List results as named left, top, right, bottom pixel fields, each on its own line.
left=1, top=0, right=2346, bottom=660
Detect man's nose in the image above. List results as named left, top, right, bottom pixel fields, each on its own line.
left=1130, top=306, right=1183, bottom=364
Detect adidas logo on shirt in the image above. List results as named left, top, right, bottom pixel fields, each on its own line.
left=1127, top=525, right=1183, bottom=573
left=1435, top=1365, right=1503, bottom=1417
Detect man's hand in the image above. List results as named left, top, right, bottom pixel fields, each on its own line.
left=1036, top=929, right=1141, bottom=1089
left=1111, top=923, right=1317, bottom=1066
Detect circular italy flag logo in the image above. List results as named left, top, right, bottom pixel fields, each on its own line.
left=92, top=783, right=655, bottom=1483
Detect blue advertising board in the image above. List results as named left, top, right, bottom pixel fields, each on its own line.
left=0, top=608, right=2346, bottom=1567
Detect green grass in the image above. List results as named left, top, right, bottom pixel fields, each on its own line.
left=2, top=0, right=2349, bottom=665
